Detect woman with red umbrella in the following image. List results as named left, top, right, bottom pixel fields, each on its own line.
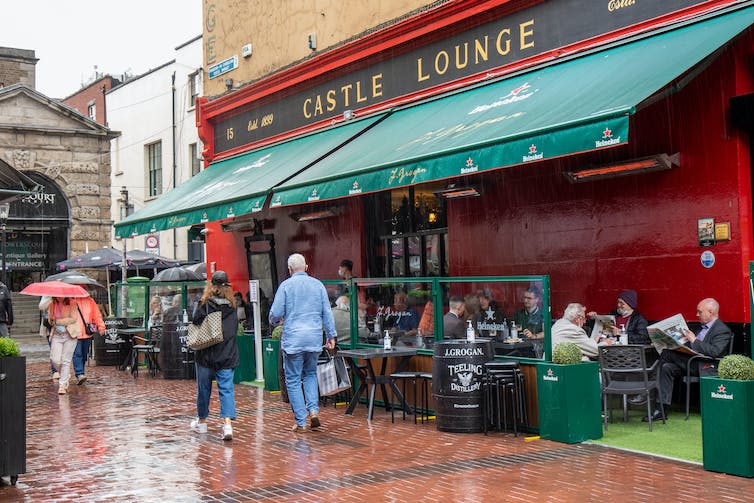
left=47, top=297, right=82, bottom=395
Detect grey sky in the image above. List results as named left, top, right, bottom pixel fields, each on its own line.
left=2, top=1, right=202, bottom=99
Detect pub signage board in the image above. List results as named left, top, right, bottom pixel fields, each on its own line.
left=214, top=0, right=709, bottom=153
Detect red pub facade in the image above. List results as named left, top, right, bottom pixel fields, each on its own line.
left=116, top=0, right=754, bottom=354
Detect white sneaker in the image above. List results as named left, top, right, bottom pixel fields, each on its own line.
left=52, top=372, right=60, bottom=380
left=190, top=419, right=207, bottom=433
left=222, top=423, right=233, bottom=441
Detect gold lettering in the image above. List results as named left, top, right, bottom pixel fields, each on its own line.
left=372, top=74, right=383, bottom=97
left=303, top=98, right=312, bottom=119
left=474, top=37, right=488, bottom=64
left=435, top=50, right=449, bottom=75
left=341, top=83, right=353, bottom=106
left=417, top=58, right=429, bottom=82
left=313, top=95, right=324, bottom=116
left=326, top=90, right=337, bottom=111
left=226, top=127, right=234, bottom=140
left=519, top=20, right=534, bottom=50
left=247, top=119, right=258, bottom=131
left=355, top=81, right=367, bottom=103
left=496, top=29, right=511, bottom=56
left=455, top=43, right=468, bottom=69
left=608, top=0, right=636, bottom=12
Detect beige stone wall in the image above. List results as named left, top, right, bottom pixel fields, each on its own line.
left=0, top=92, right=114, bottom=259
left=202, top=0, right=439, bottom=97
left=0, top=47, right=37, bottom=89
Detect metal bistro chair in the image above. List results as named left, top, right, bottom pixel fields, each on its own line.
left=683, top=333, right=734, bottom=420
left=599, top=344, right=664, bottom=431
left=129, top=326, right=162, bottom=377
left=482, top=360, right=526, bottom=436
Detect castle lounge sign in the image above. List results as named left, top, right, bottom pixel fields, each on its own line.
left=214, top=0, right=708, bottom=153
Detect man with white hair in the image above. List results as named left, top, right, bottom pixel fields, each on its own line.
left=551, top=303, right=598, bottom=361
left=269, top=253, right=336, bottom=432
left=644, top=298, right=732, bottom=422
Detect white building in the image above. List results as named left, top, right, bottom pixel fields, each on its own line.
left=108, top=35, right=203, bottom=263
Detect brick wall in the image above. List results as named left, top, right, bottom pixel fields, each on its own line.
left=0, top=47, right=37, bottom=89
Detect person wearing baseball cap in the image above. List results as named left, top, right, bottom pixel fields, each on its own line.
left=189, top=270, right=239, bottom=441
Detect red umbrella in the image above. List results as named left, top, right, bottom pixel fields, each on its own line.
left=20, top=281, right=89, bottom=298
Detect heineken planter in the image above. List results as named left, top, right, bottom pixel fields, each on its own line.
left=701, top=377, right=754, bottom=477
left=537, top=361, right=602, bottom=444
left=262, top=339, right=281, bottom=391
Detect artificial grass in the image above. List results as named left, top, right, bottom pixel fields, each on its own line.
left=590, top=407, right=702, bottom=463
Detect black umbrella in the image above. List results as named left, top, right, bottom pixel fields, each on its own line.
left=45, top=270, right=104, bottom=288
left=184, top=262, right=207, bottom=279
left=151, top=266, right=204, bottom=282
left=55, top=247, right=181, bottom=271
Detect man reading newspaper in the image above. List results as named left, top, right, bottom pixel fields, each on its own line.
left=642, top=298, right=732, bottom=422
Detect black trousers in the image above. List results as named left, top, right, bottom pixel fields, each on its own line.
left=658, top=350, right=693, bottom=405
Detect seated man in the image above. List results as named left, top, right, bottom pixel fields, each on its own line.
left=388, top=291, right=419, bottom=337
left=443, top=296, right=466, bottom=339
left=588, top=289, right=650, bottom=345
left=551, top=303, right=598, bottom=361
left=515, top=285, right=545, bottom=357
left=643, top=298, right=732, bottom=422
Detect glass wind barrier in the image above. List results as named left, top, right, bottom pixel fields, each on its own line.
left=114, top=280, right=206, bottom=329
left=322, top=279, right=354, bottom=349
left=348, top=276, right=551, bottom=361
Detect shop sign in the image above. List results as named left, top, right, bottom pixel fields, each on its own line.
left=213, top=0, right=709, bottom=153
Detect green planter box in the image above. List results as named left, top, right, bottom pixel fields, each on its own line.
left=262, top=339, right=281, bottom=391
left=0, top=356, right=26, bottom=484
left=234, top=335, right=256, bottom=384
left=701, top=376, right=754, bottom=477
left=536, top=361, right=602, bottom=444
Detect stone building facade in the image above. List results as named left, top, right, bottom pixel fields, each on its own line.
left=0, top=48, right=118, bottom=290
left=0, top=47, right=36, bottom=89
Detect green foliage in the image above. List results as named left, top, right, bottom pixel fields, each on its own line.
left=0, top=336, right=20, bottom=358
left=271, top=325, right=283, bottom=340
left=718, top=354, right=754, bottom=381
left=552, top=342, right=582, bottom=364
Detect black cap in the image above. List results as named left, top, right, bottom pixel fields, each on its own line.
left=211, top=270, right=231, bottom=286
left=340, top=259, right=353, bottom=269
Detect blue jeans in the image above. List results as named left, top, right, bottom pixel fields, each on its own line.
left=283, top=350, right=320, bottom=426
left=73, top=338, right=92, bottom=376
left=195, top=364, right=236, bottom=420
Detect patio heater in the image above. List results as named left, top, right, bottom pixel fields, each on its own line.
left=0, top=202, right=9, bottom=285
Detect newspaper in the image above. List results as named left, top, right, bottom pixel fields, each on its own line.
left=647, top=314, right=699, bottom=355
left=589, top=314, right=615, bottom=340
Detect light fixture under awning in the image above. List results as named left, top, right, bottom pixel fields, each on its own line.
left=270, top=4, right=754, bottom=207
left=113, top=114, right=384, bottom=238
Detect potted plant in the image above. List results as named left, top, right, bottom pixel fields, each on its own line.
left=701, top=354, right=754, bottom=477
left=0, top=336, right=25, bottom=485
left=536, top=342, right=602, bottom=443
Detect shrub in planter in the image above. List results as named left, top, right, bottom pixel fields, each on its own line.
left=701, top=354, right=754, bottom=477
left=271, top=325, right=283, bottom=340
left=718, top=354, right=754, bottom=380
left=552, top=342, right=582, bottom=364
left=0, top=336, right=20, bottom=358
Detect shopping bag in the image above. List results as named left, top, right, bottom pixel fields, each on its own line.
left=187, top=310, right=224, bottom=350
left=317, top=353, right=352, bottom=396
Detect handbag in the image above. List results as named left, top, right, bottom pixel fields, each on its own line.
left=316, top=351, right=352, bottom=396
left=187, top=305, right=224, bottom=350
left=77, top=305, right=98, bottom=336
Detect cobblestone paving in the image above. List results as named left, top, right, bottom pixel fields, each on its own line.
left=1, top=361, right=753, bottom=502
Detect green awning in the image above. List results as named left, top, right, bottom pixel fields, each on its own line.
left=114, top=115, right=383, bottom=237
left=271, top=4, right=754, bottom=206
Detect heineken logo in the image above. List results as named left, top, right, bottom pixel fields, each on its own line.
left=348, top=180, right=362, bottom=195
left=308, top=188, right=320, bottom=201
left=543, top=368, right=558, bottom=381
left=468, top=82, right=535, bottom=115
left=710, top=383, right=734, bottom=400
left=523, top=144, right=543, bottom=162
left=270, top=195, right=282, bottom=207
left=595, top=126, right=621, bottom=147
left=200, top=212, right=209, bottom=223
left=461, top=157, right=478, bottom=174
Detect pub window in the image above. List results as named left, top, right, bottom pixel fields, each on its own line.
left=188, top=70, right=200, bottom=108
left=189, top=143, right=201, bottom=176
left=147, top=141, right=163, bottom=197
left=368, top=182, right=448, bottom=278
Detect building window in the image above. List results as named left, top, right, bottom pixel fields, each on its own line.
left=87, top=103, right=96, bottom=121
left=147, top=142, right=162, bottom=196
left=188, top=71, right=200, bottom=108
left=189, top=143, right=201, bottom=176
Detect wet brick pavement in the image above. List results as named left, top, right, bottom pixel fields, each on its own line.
left=2, top=360, right=754, bottom=502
